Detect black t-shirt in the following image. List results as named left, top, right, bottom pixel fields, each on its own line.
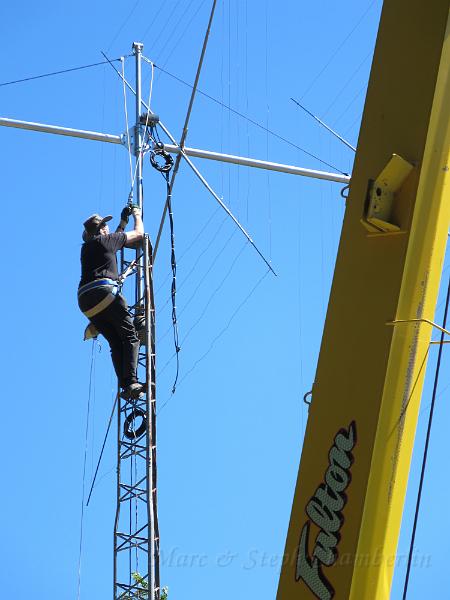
left=79, top=232, right=127, bottom=286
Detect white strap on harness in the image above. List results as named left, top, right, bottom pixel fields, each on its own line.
left=83, top=292, right=117, bottom=318
left=81, top=256, right=139, bottom=339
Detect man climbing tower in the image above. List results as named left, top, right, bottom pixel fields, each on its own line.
left=78, top=205, right=144, bottom=399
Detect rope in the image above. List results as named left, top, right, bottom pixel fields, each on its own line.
left=0, top=57, right=126, bottom=88
left=77, top=339, right=97, bottom=600
left=157, top=214, right=228, bottom=313
left=332, top=84, right=367, bottom=127
left=157, top=225, right=236, bottom=343
left=147, top=59, right=155, bottom=113
left=343, top=110, right=364, bottom=138
left=151, top=0, right=208, bottom=74
left=153, top=208, right=222, bottom=308
left=121, top=58, right=134, bottom=186
left=180, top=239, right=247, bottom=345
left=144, top=59, right=348, bottom=175
left=402, top=275, right=450, bottom=598
left=140, top=1, right=165, bottom=43
left=106, top=0, right=142, bottom=52
left=146, top=0, right=183, bottom=58
left=157, top=267, right=270, bottom=413
left=86, top=393, right=119, bottom=507
left=322, top=50, right=372, bottom=118
left=299, top=0, right=379, bottom=100
left=154, top=206, right=221, bottom=297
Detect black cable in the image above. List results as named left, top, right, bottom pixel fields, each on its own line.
left=0, top=57, right=127, bottom=89
left=150, top=62, right=348, bottom=175
left=165, top=173, right=181, bottom=394
left=402, top=274, right=450, bottom=599
left=147, top=132, right=180, bottom=394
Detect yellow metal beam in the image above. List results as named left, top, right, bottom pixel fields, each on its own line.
left=277, top=1, right=450, bottom=599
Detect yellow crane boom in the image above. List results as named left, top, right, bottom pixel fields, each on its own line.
left=277, top=1, right=450, bottom=598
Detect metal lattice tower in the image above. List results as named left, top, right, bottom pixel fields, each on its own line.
left=114, top=235, right=159, bottom=600
left=114, top=42, right=159, bottom=600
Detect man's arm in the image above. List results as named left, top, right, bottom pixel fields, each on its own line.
left=124, top=206, right=144, bottom=247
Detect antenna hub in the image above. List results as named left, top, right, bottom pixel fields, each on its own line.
left=132, top=41, right=144, bottom=53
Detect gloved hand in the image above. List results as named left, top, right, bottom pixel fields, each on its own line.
left=131, top=204, right=141, bottom=217
left=118, top=205, right=132, bottom=230
left=120, top=205, right=132, bottom=222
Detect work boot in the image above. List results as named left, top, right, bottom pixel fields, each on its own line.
left=120, top=382, right=145, bottom=400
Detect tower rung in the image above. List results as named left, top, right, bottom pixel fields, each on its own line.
left=119, top=486, right=147, bottom=503
left=116, top=575, right=150, bottom=594
left=116, top=539, right=149, bottom=553
left=120, top=448, right=147, bottom=461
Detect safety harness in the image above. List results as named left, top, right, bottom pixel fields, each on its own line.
left=80, top=259, right=139, bottom=340
left=78, top=278, right=119, bottom=318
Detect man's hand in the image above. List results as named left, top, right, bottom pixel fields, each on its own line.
left=131, top=205, right=141, bottom=217
left=121, top=206, right=132, bottom=222
left=124, top=204, right=144, bottom=246
left=117, top=205, right=132, bottom=231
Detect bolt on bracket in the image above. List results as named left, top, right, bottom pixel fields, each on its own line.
left=361, top=154, right=414, bottom=234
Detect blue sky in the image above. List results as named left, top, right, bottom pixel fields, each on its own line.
left=1, top=1, right=448, bottom=599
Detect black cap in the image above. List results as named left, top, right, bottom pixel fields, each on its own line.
left=82, top=213, right=113, bottom=240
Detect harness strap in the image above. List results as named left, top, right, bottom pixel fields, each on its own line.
left=78, top=278, right=117, bottom=297
left=83, top=289, right=118, bottom=318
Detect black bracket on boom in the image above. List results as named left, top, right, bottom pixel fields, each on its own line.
left=140, top=112, right=160, bottom=126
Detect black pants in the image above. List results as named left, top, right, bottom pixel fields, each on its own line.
left=79, top=290, right=140, bottom=388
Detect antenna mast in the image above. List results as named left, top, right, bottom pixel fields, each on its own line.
left=113, top=42, right=160, bottom=600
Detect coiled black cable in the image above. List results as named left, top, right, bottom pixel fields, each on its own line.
left=148, top=127, right=180, bottom=394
